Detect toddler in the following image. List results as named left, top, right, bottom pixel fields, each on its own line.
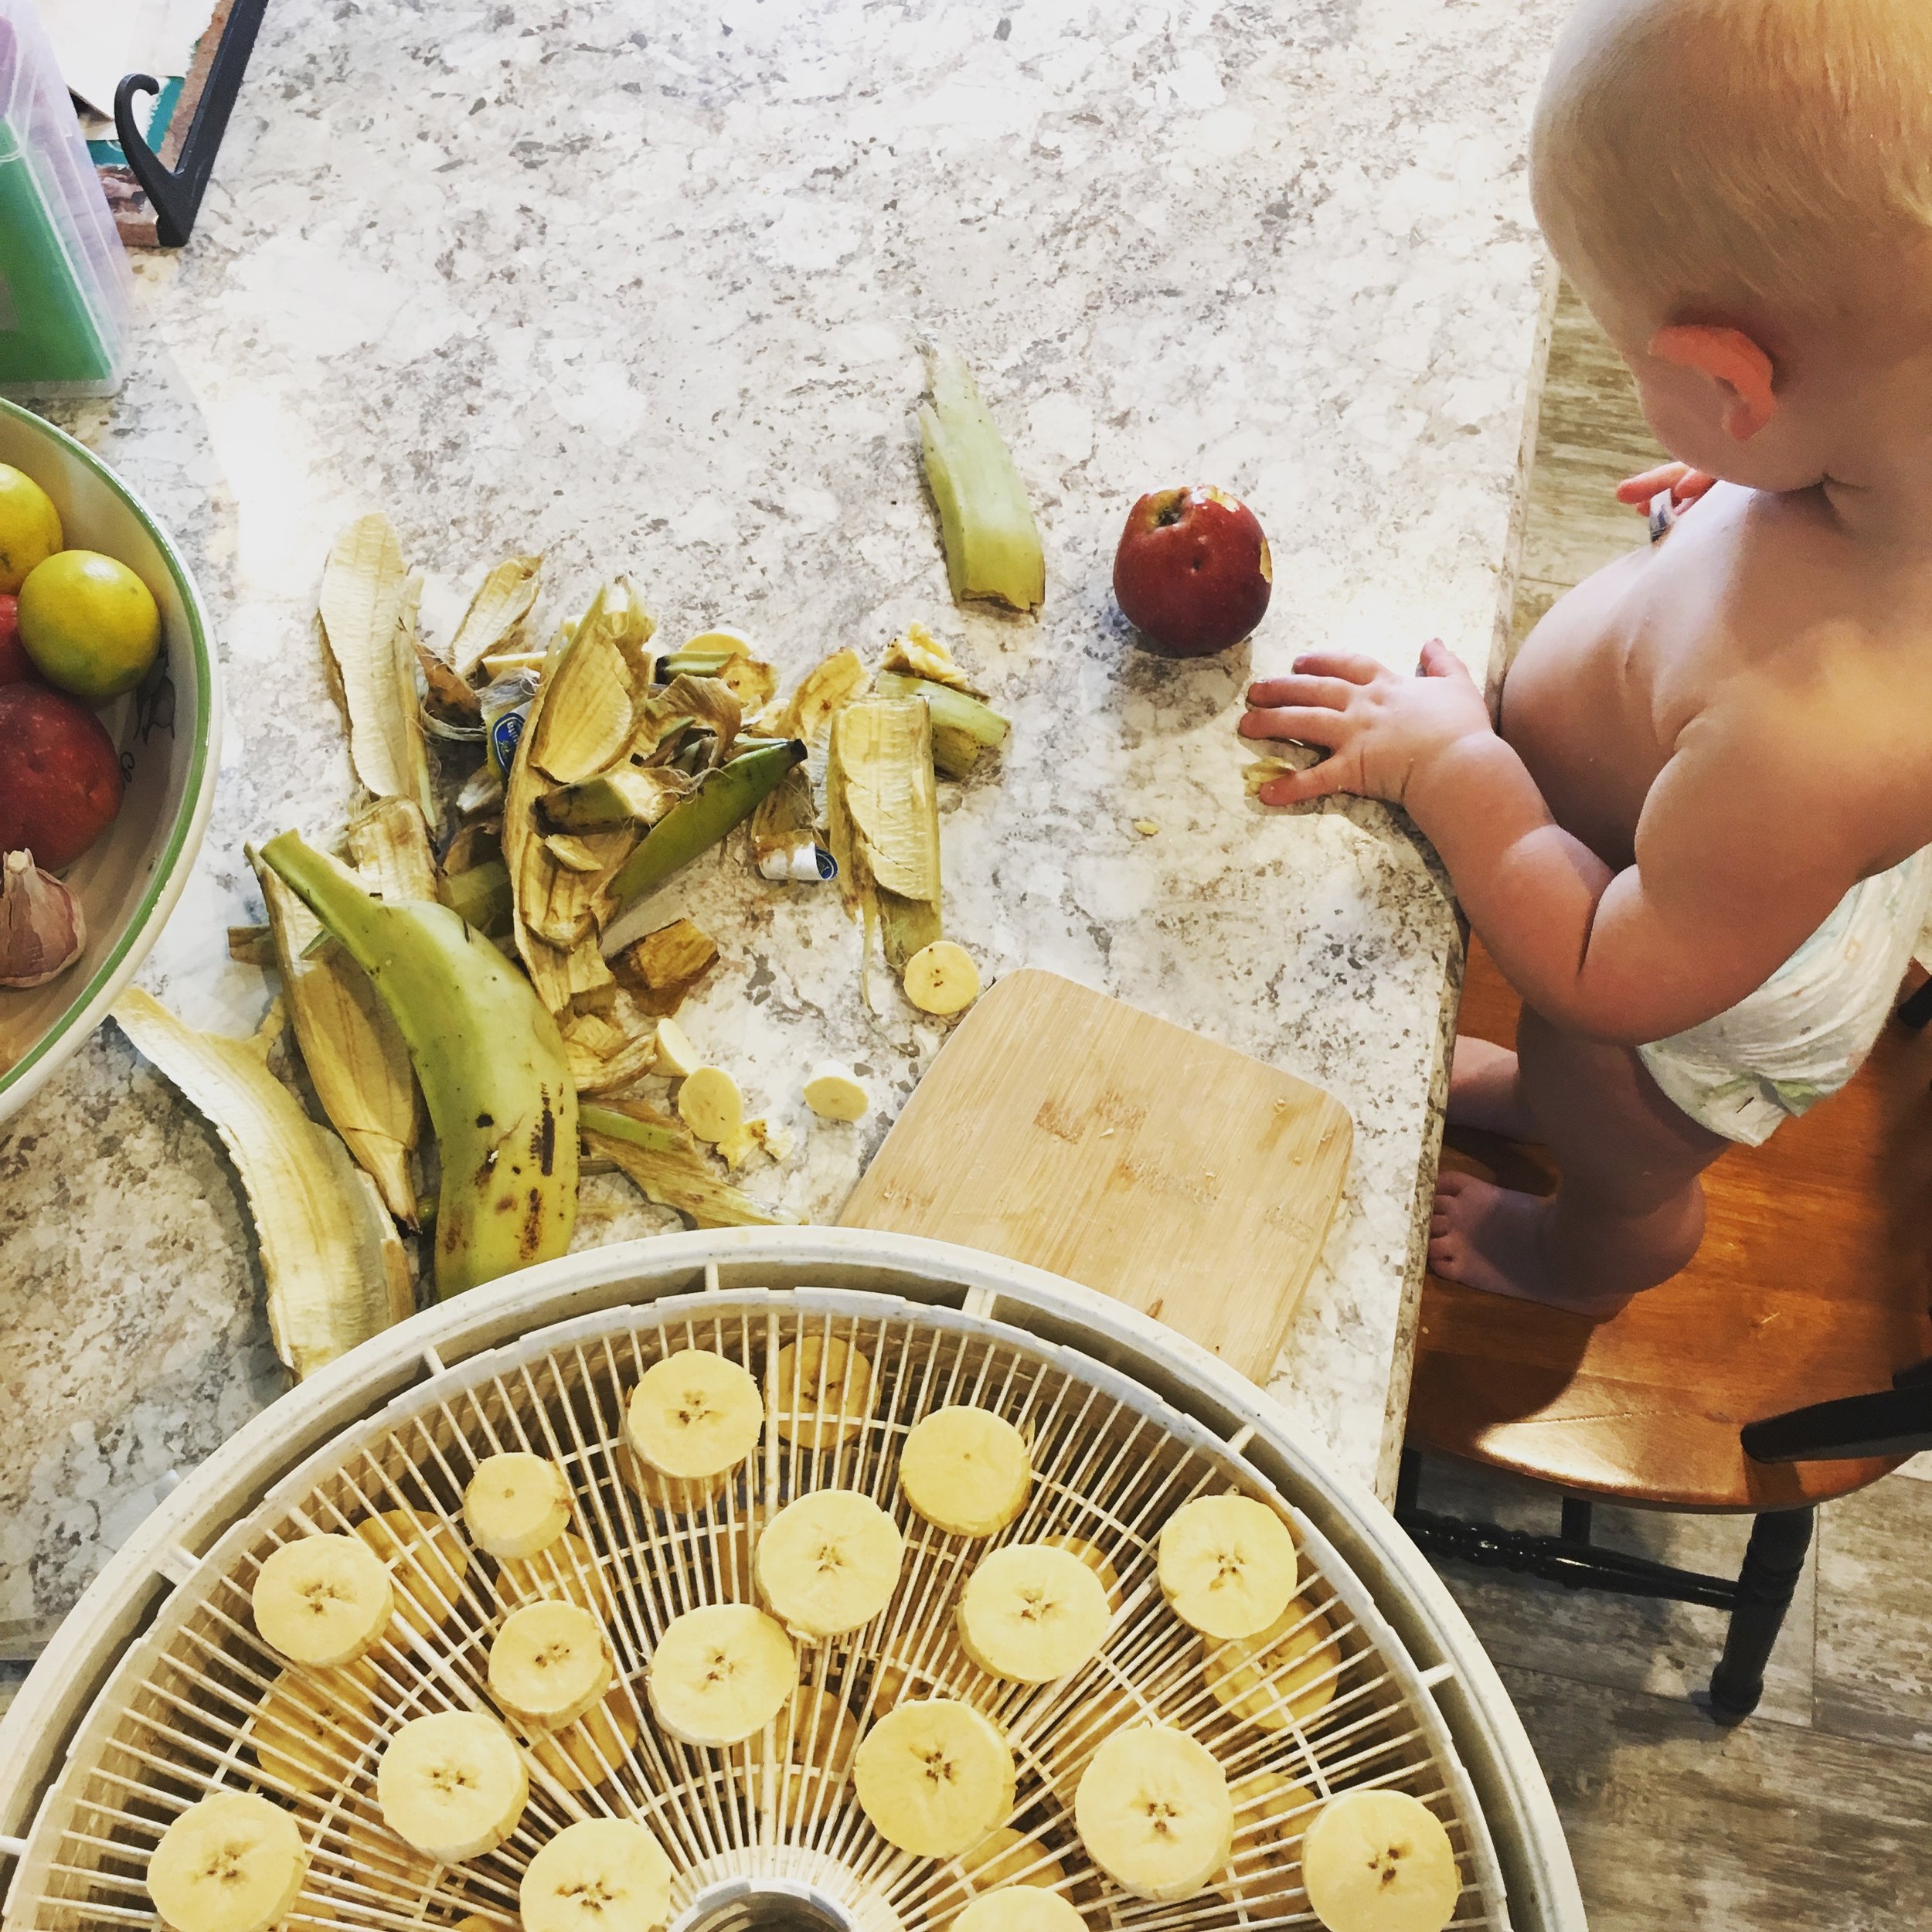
left=1240, top=0, right=1932, bottom=1315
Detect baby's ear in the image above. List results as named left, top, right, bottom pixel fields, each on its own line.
left=1648, top=324, right=1777, bottom=440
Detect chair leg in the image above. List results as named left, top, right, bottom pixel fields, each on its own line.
left=1708, top=1505, right=1814, bottom=1721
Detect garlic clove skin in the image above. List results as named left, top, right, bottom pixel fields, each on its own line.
left=0, top=849, right=86, bottom=988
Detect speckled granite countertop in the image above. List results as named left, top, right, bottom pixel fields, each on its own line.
left=0, top=0, right=1562, bottom=1651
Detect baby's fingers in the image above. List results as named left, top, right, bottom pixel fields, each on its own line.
left=1288, top=650, right=1382, bottom=685
left=1238, top=705, right=1345, bottom=747
left=1615, top=461, right=1690, bottom=506
left=1257, top=757, right=1345, bottom=807
left=1244, top=673, right=1357, bottom=712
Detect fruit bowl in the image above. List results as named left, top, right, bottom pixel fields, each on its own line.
left=0, top=396, right=218, bottom=1124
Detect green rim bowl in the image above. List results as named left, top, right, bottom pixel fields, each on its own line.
left=0, top=397, right=219, bottom=1124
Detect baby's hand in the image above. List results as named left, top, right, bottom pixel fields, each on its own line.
left=1239, top=640, right=1493, bottom=808
left=1614, top=461, right=1716, bottom=512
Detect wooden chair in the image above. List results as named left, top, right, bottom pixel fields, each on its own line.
left=1399, top=939, right=1932, bottom=1720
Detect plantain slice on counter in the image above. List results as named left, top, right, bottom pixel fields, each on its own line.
left=827, top=696, right=943, bottom=973
left=580, top=1100, right=785, bottom=1228
left=318, top=514, right=440, bottom=834
left=918, top=342, right=1045, bottom=613
left=112, top=989, right=411, bottom=1378
left=251, top=855, right=422, bottom=1226
left=449, top=554, right=542, bottom=679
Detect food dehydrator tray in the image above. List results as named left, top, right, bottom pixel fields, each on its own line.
left=0, top=1232, right=1587, bottom=1932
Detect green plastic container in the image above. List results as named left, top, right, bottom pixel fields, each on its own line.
left=0, top=0, right=131, bottom=396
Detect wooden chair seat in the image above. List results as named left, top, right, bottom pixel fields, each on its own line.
left=1407, top=940, right=1932, bottom=1512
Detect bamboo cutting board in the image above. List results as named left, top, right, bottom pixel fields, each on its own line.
left=841, top=969, right=1352, bottom=1380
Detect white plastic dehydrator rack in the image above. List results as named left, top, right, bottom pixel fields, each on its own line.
left=0, top=1231, right=1586, bottom=1932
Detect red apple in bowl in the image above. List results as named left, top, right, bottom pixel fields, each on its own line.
left=1113, top=485, right=1271, bottom=655
left=0, top=595, right=36, bottom=685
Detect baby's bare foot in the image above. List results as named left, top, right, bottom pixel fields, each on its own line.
left=1429, top=1172, right=1634, bottom=1318
left=1429, top=1170, right=1553, bottom=1300
left=1446, top=1038, right=1538, bottom=1139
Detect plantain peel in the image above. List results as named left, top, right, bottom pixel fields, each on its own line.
left=347, top=797, right=440, bottom=903
left=251, top=855, right=421, bottom=1226
left=882, top=621, right=975, bottom=693
left=505, top=579, right=657, bottom=1016
left=918, top=343, right=1045, bottom=612
left=561, top=1008, right=658, bottom=1096
left=753, top=647, right=870, bottom=743
left=260, top=832, right=578, bottom=1300
left=450, top=556, right=542, bottom=679
left=319, top=515, right=439, bottom=833
left=112, top=989, right=410, bottom=1378
left=580, top=1100, right=784, bottom=1229
left=828, top=696, right=944, bottom=972
left=652, top=672, right=743, bottom=767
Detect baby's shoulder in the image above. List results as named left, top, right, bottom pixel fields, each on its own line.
left=1726, top=489, right=1932, bottom=645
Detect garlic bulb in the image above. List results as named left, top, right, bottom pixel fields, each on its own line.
left=0, top=849, right=85, bottom=988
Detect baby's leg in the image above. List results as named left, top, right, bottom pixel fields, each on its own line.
left=1430, top=1006, right=1731, bottom=1316
left=1447, top=1036, right=1538, bottom=1138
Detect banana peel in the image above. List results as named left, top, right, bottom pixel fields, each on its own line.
left=650, top=672, right=743, bottom=768
left=657, top=638, right=777, bottom=711
left=749, top=763, right=818, bottom=876
left=826, top=696, right=943, bottom=971
left=318, top=515, right=439, bottom=833
left=251, top=855, right=422, bottom=1226
left=443, top=858, right=512, bottom=936
left=228, top=925, right=274, bottom=967
left=260, top=832, right=578, bottom=1300
left=112, top=989, right=411, bottom=1378
left=580, top=1100, right=784, bottom=1228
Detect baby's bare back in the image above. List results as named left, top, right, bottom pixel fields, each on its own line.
left=1504, top=481, right=1932, bottom=893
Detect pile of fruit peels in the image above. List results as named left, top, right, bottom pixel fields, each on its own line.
left=115, top=515, right=1011, bottom=1382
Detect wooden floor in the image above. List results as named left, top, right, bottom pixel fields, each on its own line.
left=1423, top=279, right=1932, bottom=1929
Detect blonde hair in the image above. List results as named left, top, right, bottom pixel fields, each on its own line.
left=1532, top=0, right=1932, bottom=325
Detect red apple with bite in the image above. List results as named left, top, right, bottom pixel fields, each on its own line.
left=0, top=594, right=36, bottom=685
left=0, top=684, right=124, bottom=869
left=1113, top=485, right=1272, bottom=655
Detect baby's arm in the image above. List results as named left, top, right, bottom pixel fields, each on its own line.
left=1240, top=644, right=1858, bottom=1043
